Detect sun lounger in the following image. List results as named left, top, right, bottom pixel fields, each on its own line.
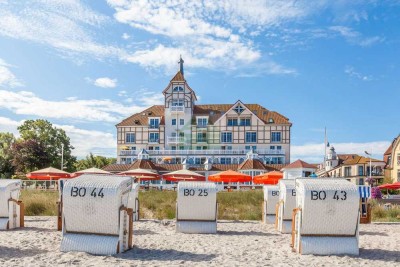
left=263, top=185, right=279, bottom=224
left=0, top=179, right=24, bottom=230
left=60, top=174, right=134, bottom=255
left=276, top=179, right=296, bottom=233
left=176, top=182, right=217, bottom=234
left=292, top=178, right=359, bottom=255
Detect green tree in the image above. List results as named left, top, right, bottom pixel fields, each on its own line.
left=74, top=153, right=116, bottom=170
left=0, top=132, right=16, bottom=178
left=17, top=119, right=76, bottom=172
left=11, top=139, right=51, bottom=173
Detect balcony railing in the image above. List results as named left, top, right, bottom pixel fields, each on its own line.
left=167, top=137, right=185, bottom=144
left=119, top=148, right=285, bottom=156
left=148, top=139, right=159, bottom=144
left=149, top=125, right=159, bottom=129
left=170, top=106, right=184, bottom=113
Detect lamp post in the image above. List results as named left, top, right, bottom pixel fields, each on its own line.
left=365, top=151, right=372, bottom=185
left=61, top=143, right=64, bottom=170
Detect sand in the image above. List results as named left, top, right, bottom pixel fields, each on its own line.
left=0, top=217, right=399, bottom=266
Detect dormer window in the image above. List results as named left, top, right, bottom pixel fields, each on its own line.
left=269, top=118, right=274, bottom=123
left=234, top=104, right=245, bottom=114
left=173, top=86, right=184, bottom=92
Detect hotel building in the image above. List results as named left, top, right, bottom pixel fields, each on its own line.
left=115, top=58, right=291, bottom=166
left=384, top=135, right=400, bottom=182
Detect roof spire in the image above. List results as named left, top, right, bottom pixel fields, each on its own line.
left=178, top=55, right=184, bottom=75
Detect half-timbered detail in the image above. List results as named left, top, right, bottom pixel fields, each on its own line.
left=116, top=57, right=292, bottom=166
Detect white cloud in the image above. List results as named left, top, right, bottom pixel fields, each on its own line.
left=93, top=77, right=118, bottom=88
left=0, top=58, right=23, bottom=87
left=329, top=26, right=383, bottom=47
left=122, top=33, right=130, bottom=40
left=0, top=90, right=152, bottom=123
left=291, top=141, right=389, bottom=163
left=0, top=0, right=124, bottom=60
left=344, top=66, right=372, bottom=81
left=0, top=116, right=23, bottom=135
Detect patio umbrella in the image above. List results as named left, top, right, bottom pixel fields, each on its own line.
left=253, top=171, right=283, bottom=185
left=208, top=170, right=251, bottom=183
left=26, top=167, right=71, bottom=180
left=378, top=182, right=400, bottom=190
left=118, top=168, right=161, bottom=181
left=162, top=169, right=205, bottom=182
left=71, top=167, right=111, bottom=177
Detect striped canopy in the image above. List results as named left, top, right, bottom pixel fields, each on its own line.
left=358, top=185, right=371, bottom=198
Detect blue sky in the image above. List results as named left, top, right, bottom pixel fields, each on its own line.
left=0, top=0, right=399, bottom=162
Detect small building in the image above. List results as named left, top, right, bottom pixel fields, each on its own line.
left=281, top=159, right=317, bottom=179
left=316, top=145, right=385, bottom=185
left=384, top=135, right=400, bottom=183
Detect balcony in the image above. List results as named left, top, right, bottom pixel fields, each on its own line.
left=167, top=136, right=185, bottom=144
left=170, top=106, right=184, bottom=113
left=119, top=148, right=285, bottom=156
left=148, top=139, right=159, bottom=144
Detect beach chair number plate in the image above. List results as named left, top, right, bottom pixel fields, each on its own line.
left=183, top=189, right=208, bottom=197
left=70, top=187, right=104, bottom=198
left=311, top=190, right=347, bottom=201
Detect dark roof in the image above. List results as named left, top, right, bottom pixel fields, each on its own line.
left=283, top=159, right=317, bottom=169
left=116, top=105, right=165, bottom=127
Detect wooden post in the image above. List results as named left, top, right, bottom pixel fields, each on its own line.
left=18, top=201, right=24, bottom=228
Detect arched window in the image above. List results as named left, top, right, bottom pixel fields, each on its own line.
left=173, top=86, right=184, bottom=92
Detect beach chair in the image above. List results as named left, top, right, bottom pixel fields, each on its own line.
left=276, top=179, right=296, bottom=234
left=60, top=174, right=134, bottom=255
left=0, top=179, right=24, bottom=230
left=56, top=179, right=67, bottom=231
left=262, top=185, right=279, bottom=224
left=292, top=178, right=359, bottom=255
left=176, top=182, right=218, bottom=234
left=358, top=185, right=372, bottom=224
left=128, top=183, right=140, bottom=221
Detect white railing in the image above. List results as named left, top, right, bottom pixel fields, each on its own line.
left=167, top=137, right=185, bottom=144
left=120, top=149, right=285, bottom=156
left=170, top=106, right=184, bottom=112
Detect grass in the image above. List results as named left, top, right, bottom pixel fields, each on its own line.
left=19, top=190, right=400, bottom=222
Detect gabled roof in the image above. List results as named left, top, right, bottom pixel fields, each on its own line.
left=282, top=159, right=317, bottom=170
left=130, top=159, right=158, bottom=170
left=238, top=159, right=268, bottom=170
left=116, top=105, right=165, bottom=127
left=170, top=71, right=185, bottom=82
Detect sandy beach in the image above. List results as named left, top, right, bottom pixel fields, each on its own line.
left=0, top=217, right=398, bottom=266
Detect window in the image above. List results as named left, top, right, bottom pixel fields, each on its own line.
left=155, top=147, right=160, bottom=150
left=277, top=146, right=282, bottom=150
left=171, top=146, right=176, bottom=150
left=270, top=146, right=275, bottom=150
left=173, top=86, right=184, bottom=92
left=271, top=132, right=281, bottom=142
left=269, top=118, right=274, bottom=123
left=344, top=167, right=351, bottom=176
left=233, top=104, right=245, bottom=114
left=172, top=119, right=176, bottom=125
left=149, top=118, right=159, bottom=129
left=220, top=158, right=232, bottom=164
left=197, top=118, right=208, bottom=127
left=227, top=118, right=238, bottom=126
left=196, top=146, right=202, bottom=150
left=126, top=133, right=135, bottom=143
left=180, top=119, right=184, bottom=125
left=240, top=118, right=251, bottom=126
left=179, top=146, right=184, bottom=150
left=172, top=99, right=184, bottom=106
left=245, top=132, right=257, bottom=143
left=197, top=132, right=207, bottom=142
left=149, top=132, right=159, bottom=143
left=358, top=166, right=364, bottom=176
left=221, top=132, right=232, bottom=143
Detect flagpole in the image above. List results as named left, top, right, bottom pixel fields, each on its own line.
left=324, top=127, right=327, bottom=168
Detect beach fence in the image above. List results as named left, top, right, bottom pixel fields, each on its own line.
left=276, top=179, right=296, bottom=234
left=60, top=174, right=135, bottom=255
left=0, top=179, right=24, bottom=230
left=263, top=185, right=279, bottom=224
left=292, top=178, right=359, bottom=255
left=358, top=185, right=371, bottom=224
left=176, top=182, right=218, bottom=234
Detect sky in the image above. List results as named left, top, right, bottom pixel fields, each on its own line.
left=0, top=0, right=399, bottom=163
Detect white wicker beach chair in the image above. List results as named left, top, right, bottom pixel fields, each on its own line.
left=292, top=178, right=359, bottom=255
left=128, top=183, right=140, bottom=221
left=263, top=185, right=279, bottom=224
left=176, top=182, right=218, bottom=234
left=57, top=178, right=68, bottom=231
left=60, top=174, right=134, bottom=255
left=0, top=179, right=24, bottom=230
left=276, top=179, right=296, bottom=234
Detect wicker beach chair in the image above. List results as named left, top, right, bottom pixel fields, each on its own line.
left=60, top=174, right=135, bottom=255
left=263, top=185, right=279, bottom=224
left=291, top=178, right=359, bottom=255
left=276, top=179, right=296, bottom=233
left=176, top=182, right=218, bottom=234
left=0, top=179, right=24, bottom=230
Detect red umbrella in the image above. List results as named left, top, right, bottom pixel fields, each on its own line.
left=118, top=168, right=161, bottom=181
left=26, top=167, right=71, bottom=180
left=208, top=170, right=251, bottom=183
left=162, top=169, right=205, bottom=182
left=71, top=167, right=111, bottom=178
left=253, top=171, right=283, bottom=185
left=378, top=182, right=400, bottom=190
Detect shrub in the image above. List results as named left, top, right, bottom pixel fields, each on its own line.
left=372, top=205, right=386, bottom=219
left=371, top=187, right=382, bottom=199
